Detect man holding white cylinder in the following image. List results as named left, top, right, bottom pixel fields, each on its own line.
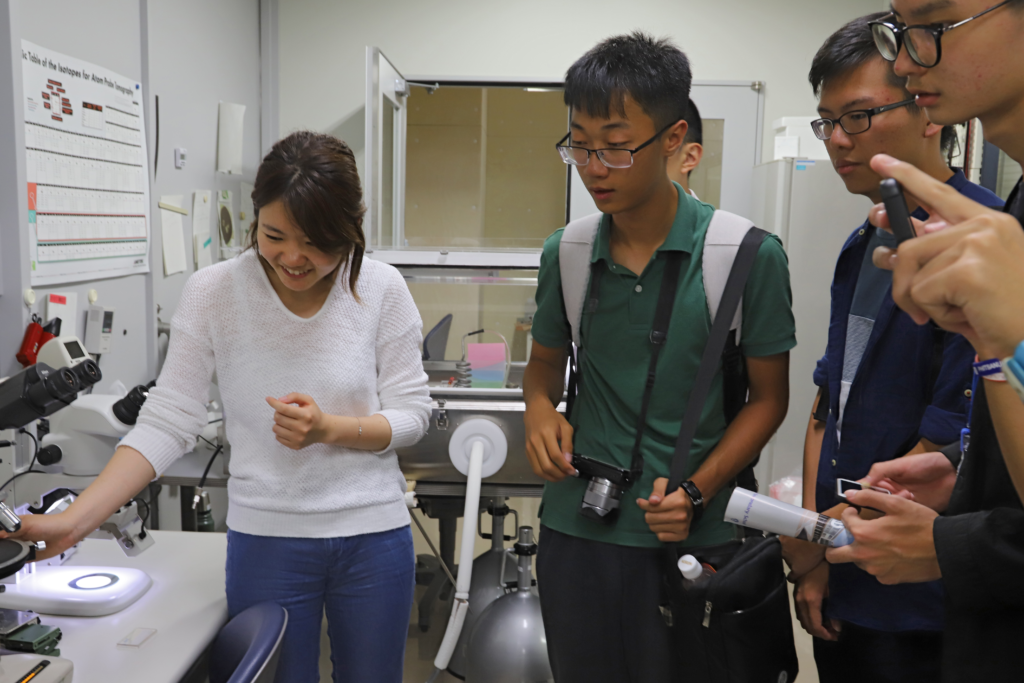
left=783, top=13, right=1002, bottom=683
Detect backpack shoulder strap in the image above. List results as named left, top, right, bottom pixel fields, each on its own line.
left=668, top=227, right=769, bottom=493
left=559, top=212, right=603, bottom=349
left=702, top=209, right=757, bottom=341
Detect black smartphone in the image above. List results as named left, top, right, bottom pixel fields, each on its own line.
left=879, top=179, right=917, bottom=244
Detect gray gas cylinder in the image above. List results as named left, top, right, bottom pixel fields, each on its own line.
left=447, top=503, right=519, bottom=679
left=465, top=526, right=553, bottom=683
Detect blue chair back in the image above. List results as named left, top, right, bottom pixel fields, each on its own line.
left=209, top=602, right=288, bottom=683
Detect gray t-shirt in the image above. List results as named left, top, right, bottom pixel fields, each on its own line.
left=837, top=227, right=898, bottom=441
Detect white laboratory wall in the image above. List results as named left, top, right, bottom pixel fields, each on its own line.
left=145, top=0, right=262, bottom=336
left=275, top=0, right=882, bottom=173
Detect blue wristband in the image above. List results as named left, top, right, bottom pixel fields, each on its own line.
left=974, top=357, right=1006, bottom=380
left=1005, top=341, right=1024, bottom=403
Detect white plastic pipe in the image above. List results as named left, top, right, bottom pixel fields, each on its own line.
left=432, top=439, right=485, bottom=671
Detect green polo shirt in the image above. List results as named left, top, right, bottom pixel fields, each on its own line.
left=532, top=186, right=796, bottom=548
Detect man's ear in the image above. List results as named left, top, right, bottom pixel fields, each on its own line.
left=678, top=142, right=704, bottom=175
left=664, top=120, right=689, bottom=157
left=923, top=121, right=943, bottom=140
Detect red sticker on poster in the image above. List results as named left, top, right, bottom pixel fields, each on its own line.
left=49, top=294, right=66, bottom=305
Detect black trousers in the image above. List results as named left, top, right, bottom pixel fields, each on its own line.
left=536, top=526, right=677, bottom=683
left=813, top=622, right=943, bottom=683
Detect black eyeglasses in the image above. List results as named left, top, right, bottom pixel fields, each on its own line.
left=555, top=121, right=678, bottom=169
left=810, top=99, right=916, bottom=140
left=869, top=0, right=1014, bottom=68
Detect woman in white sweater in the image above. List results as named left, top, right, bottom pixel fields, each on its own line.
left=8, top=132, right=432, bottom=682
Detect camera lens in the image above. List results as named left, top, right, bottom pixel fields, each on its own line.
left=71, top=358, right=102, bottom=388
left=580, top=477, right=623, bottom=523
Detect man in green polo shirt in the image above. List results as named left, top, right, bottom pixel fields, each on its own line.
left=523, top=32, right=796, bottom=682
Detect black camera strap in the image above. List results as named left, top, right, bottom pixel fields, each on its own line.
left=629, top=253, right=683, bottom=480
left=578, top=252, right=684, bottom=482
left=666, top=228, right=768, bottom=492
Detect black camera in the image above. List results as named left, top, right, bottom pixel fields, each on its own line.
left=571, top=454, right=636, bottom=524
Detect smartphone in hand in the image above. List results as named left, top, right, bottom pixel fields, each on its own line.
left=837, top=478, right=891, bottom=514
left=880, top=179, right=917, bottom=244
left=836, top=479, right=891, bottom=499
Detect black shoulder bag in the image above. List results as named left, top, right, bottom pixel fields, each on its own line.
left=662, top=227, right=799, bottom=683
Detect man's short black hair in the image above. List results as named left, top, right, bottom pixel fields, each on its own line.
left=683, top=98, right=702, bottom=145
left=809, top=12, right=957, bottom=154
left=564, top=31, right=691, bottom=131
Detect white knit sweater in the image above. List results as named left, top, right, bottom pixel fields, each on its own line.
left=120, top=250, right=431, bottom=538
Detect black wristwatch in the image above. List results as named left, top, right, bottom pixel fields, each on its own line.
left=680, top=480, right=705, bottom=526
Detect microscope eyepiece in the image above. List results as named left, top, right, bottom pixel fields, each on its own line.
left=112, top=384, right=150, bottom=426
left=0, top=363, right=82, bottom=431
left=70, top=358, right=102, bottom=389
left=26, top=365, right=80, bottom=409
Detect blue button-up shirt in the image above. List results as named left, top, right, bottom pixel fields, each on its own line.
left=813, top=170, right=1003, bottom=632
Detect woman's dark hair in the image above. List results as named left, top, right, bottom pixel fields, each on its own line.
left=247, top=131, right=366, bottom=296
left=809, top=12, right=957, bottom=155
left=564, top=31, right=691, bottom=130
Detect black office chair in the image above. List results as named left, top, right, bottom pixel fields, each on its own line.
left=209, top=602, right=288, bottom=683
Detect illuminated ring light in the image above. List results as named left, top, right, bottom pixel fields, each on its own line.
left=68, top=572, right=120, bottom=591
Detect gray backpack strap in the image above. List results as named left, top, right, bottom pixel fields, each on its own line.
left=702, top=210, right=757, bottom=341
left=559, top=212, right=603, bottom=348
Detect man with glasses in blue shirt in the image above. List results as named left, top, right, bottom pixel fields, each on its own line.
left=782, top=13, right=1002, bottom=683
left=820, top=1, right=1024, bottom=680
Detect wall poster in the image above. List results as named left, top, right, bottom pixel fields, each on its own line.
left=22, top=40, right=151, bottom=285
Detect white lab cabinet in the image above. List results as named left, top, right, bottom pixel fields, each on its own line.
left=751, top=158, right=872, bottom=491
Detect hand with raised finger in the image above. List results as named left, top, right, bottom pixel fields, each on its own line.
left=794, top=561, right=841, bottom=641
left=523, top=401, right=577, bottom=482
left=865, top=154, right=1014, bottom=335
left=638, top=478, right=693, bottom=543
left=266, top=393, right=330, bottom=450
left=825, top=490, right=941, bottom=585
left=903, top=213, right=1024, bottom=359
left=861, top=452, right=957, bottom=513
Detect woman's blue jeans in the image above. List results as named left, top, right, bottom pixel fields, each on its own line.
left=225, top=526, right=415, bottom=683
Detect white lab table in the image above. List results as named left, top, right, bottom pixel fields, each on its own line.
left=38, top=530, right=227, bottom=683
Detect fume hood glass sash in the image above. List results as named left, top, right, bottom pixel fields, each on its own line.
left=365, top=65, right=561, bottom=269
left=365, top=47, right=407, bottom=251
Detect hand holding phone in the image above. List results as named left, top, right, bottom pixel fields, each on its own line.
left=879, top=179, right=917, bottom=244
left=837, top=478, right=891, bottom=514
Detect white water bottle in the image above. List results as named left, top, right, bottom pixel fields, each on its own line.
left=678, top=554, right=715, bottom=590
